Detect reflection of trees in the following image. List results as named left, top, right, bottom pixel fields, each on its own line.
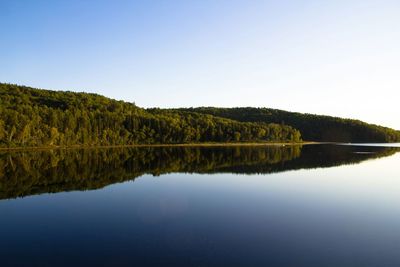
left=0, top=145, right=398, bottom=200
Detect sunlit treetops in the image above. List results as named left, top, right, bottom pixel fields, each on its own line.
left=1, top=83, right=399, bottom=148
left=0, top=83, right=301, bottom=147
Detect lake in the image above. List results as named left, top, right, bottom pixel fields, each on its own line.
left=0, top=144, right=400, bottom=267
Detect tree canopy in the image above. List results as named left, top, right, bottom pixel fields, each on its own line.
left=178, top=107, right=400, bottom=143
left=0, top=83, right=301, bottom=147
left=2, top=83, right=398, bottom=147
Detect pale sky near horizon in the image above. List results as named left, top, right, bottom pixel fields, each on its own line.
left=1, top=0, right=399, bottom=129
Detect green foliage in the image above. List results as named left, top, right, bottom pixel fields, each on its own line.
left=2, top=83, right=398, bottom=146
left=0, top=84, right=301, bottom=147
left=180, top=107, right=400, bottom=143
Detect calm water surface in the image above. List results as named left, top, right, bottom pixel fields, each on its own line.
left=0, top=144, right=399, bottom=267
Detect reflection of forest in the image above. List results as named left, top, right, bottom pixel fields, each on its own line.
left=0, top=145, right=398, bottom=200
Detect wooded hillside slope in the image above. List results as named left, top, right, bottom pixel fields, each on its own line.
left=1, top=83, right=399, bottom=148
left=0, top=84, right=301, bottom=147
left=177, top=107, right=400, bottom=143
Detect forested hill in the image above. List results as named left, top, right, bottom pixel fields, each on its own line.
left=177, top=107, right=400, bottom=143
left=1, top=83, right=398, bottom=148
left=0, top=83, right=301, bottom=148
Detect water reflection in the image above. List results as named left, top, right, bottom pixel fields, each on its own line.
left=0, top=145, right=398, bottom=200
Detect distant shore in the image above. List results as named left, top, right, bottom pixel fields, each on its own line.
left=0, top=142, right=319, bottom=152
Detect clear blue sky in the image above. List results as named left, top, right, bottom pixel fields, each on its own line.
left=1, top=0, right=399, bottom=129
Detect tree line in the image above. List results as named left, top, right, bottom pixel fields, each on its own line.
left=0, top=84, right=301, bottom=147
left=180, top=107, right=400, bottom=143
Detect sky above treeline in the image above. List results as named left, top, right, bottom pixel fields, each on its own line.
left=1, top=0, right=400, bottom=129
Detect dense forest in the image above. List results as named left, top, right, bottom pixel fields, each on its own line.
left=1, top=145, right=398, bottom=199
left=0, top=83, right=301, bottom=147
left=178, top=107, right=400, bottom=143
left=1, top=83, right=399, bottom=148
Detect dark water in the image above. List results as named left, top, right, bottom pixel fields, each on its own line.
left=0, top=144, right=400, bottom=267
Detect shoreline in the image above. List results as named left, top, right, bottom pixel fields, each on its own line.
left=0, top=142, right=319, bottom=152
